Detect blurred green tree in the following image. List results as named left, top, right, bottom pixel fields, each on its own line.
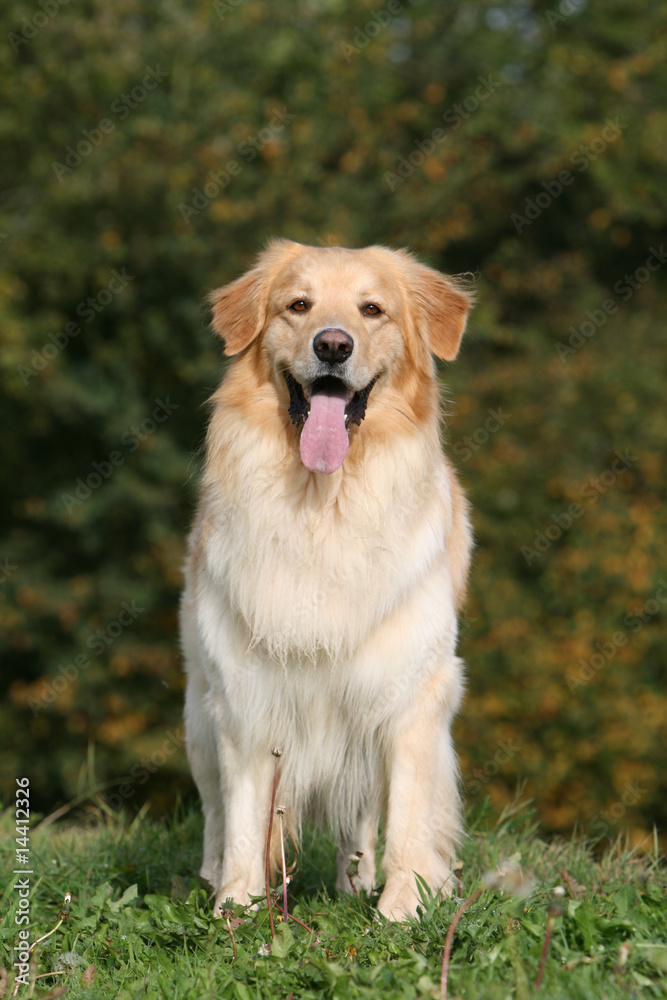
left=0, top=0, right=665, bottom=846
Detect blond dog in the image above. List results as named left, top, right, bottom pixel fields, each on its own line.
left=181, top=240, right=473, bottom=920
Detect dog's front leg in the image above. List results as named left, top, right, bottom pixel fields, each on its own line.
left=213, top=744, right=274, bottom=914
left=378, top=668, right=462, bottom=921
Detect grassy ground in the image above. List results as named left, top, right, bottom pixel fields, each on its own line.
left=0, top=797, right=665, bottom=999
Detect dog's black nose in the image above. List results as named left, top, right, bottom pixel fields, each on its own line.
left=312, top=328, right=354, bottom=365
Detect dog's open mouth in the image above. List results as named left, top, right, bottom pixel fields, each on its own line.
left=284, top=373, right=377, bottom=475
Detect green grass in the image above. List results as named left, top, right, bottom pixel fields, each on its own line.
left=1, top=798, right=665, bottom=999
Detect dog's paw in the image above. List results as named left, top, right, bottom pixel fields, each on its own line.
left=376, top=881, right=420, bottom=921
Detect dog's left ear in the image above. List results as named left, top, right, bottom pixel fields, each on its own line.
left=414, top=266, right=474, bottom=362
left=209, top=239, right=304, bottom=356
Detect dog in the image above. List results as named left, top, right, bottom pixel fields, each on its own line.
left=180, top=239, right=474, bottom=920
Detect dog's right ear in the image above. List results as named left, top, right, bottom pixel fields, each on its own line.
left=208, top=265, right=268, bottom=357
left=209, top=239, right=304, bottom=356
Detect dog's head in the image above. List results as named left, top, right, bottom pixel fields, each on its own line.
left=209, top=239, right=473, bottom=474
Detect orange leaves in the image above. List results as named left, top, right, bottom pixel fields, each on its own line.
left=97, top=711, right=148, bottom=747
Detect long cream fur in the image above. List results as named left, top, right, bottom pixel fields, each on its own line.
left=181, top=240, right=473, bottom=920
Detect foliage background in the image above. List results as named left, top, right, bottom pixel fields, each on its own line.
left=0, top=0, right=665, bottom=851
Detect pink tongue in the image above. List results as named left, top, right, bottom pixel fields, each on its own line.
left=300, top=386, right=349, bottom=474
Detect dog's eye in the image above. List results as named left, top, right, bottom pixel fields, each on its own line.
left=362, top=303, right=382, bottom=317
left=289, top=300, right=310, bottom=313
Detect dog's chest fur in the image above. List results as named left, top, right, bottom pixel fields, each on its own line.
left=195, top=418, right=455, bottom=665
